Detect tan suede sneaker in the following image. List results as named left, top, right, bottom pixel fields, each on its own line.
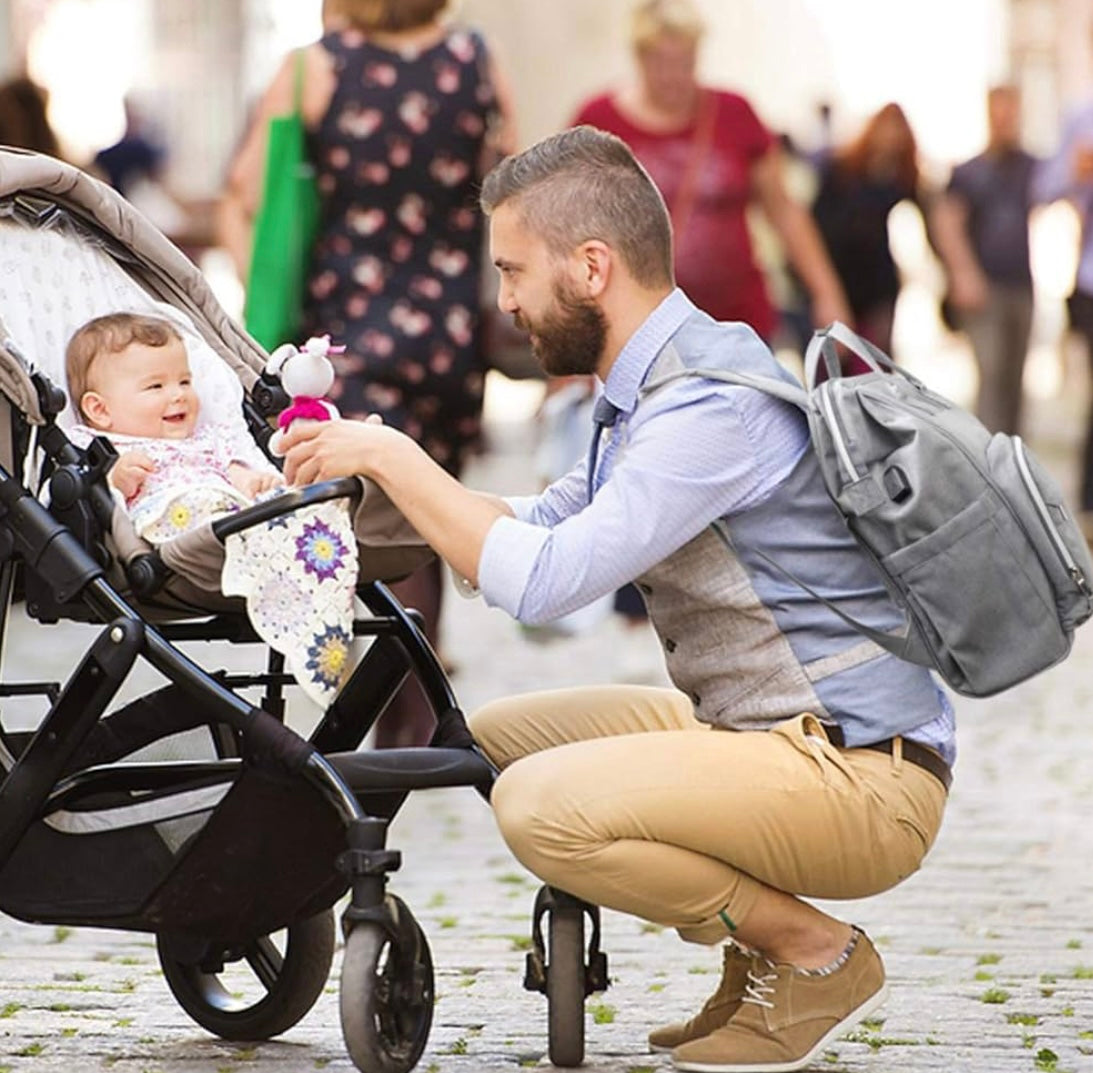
left=648, top=943, right=753, bottom=1053
left=670, top=929, right=887, bottom=1072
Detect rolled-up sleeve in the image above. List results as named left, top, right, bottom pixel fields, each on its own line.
left=478, top=515, right=552, bottom=616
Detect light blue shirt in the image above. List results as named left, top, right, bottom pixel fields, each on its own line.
left=479, top=289, right=806, bottom=623
left=477, top=288, right=956, bottom=761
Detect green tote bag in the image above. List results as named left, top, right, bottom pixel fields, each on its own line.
left=244, top=50, right=321, bottom=351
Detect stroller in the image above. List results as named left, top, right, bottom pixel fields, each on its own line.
left=0, top=147, right=608, bottom=1071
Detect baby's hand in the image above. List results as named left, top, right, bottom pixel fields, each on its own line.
left=229, top=463, right=284, bottom=499
left=109, top=451, right=156, bottom=501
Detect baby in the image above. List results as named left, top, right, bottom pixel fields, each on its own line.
left=65, top=311, right=282, bottom=543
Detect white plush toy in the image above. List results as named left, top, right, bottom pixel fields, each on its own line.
left=266, top=335, right=342, bottom=456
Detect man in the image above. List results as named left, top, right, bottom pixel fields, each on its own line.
left=282, top=126, right=954, bottom=1073
left=933, top=85, right=1038, bottom=436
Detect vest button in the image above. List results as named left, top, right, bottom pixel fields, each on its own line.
left=665, top=638, right=677, bottom=652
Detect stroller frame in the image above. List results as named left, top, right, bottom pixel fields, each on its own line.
left=0, top=147, right=609, bottom=1072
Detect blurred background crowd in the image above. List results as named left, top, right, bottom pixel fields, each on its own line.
left=5, top=0, right=1093, bottom=713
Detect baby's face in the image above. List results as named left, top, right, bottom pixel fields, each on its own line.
left=84, top=338, right=199, bottom=440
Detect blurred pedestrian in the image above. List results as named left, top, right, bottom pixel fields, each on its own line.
left=220, top=0, right=516, bottom=746
left=92, top=96, right=167, bottom=198
left=571, top=0, right=849, bottom=345
left=1034, top=79, right=1093, bottom=529
left=811, top=102, right=923, bottom=356
left=933, top=85, right=1038, bottom=436
left=0, top=75, right=61, bottom=157
left=92, top=95, right=190, bottom=241
left=570, top=0, right=849, bottom=640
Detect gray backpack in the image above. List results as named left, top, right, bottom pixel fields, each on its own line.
left=668, top=322, right=1093, bottom=698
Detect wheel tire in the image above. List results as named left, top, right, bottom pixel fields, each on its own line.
left=340, top=897, right=434, bottom=1073
left=156, top=908, right=335, bottom=1041
left=547, top=903, right=585, bottom=1068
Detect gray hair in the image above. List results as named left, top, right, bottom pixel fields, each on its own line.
left=479, top=126, right=674, bottom=288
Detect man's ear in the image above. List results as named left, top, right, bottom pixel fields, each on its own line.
left=576, top=239, right=612, bottom=298
left=80, top=391, right=112, bottom=430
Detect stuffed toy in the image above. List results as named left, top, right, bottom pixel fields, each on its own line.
left=266, top=334, right=342, bottom=456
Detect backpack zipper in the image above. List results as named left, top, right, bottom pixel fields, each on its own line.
left=1013, top=437, right=1091, bottom=597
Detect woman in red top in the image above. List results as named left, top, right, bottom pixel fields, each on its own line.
left=572, top=0, right=848, bottom=342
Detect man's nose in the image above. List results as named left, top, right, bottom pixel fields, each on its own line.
left=497, top=279, right=518, bottom=314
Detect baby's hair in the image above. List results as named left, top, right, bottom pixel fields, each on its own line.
left=66, top=312, right=182, bottom=421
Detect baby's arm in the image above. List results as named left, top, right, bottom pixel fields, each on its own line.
left=227, top=461, right=284, bottom=499
left=110, top=451, right=156, bottom=501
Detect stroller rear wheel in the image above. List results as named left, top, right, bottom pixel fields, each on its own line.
left=340, top=894, right=434, bottom=1073
left=156, top=908, right=336, bottom=1040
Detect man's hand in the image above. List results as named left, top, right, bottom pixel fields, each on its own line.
left=228, top=462, right=284, bottom=499
left=282, top=415, right=388, bottom=487
left=109, top=451, right=156, bottom=501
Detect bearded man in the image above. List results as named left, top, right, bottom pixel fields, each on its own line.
left=282, top=125, right=954, bottom=1073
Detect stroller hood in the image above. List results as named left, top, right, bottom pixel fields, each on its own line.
left=0, top=146, right=267, bottom=424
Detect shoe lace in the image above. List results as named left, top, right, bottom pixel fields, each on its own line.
left=741, top=965, right=779, bottom=1009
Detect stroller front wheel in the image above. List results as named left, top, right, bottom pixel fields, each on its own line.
left=340, top=895, right=434, bottom=1073
left=547, top=901, right=586, bottom=1067
left=155, top=908, right=336, bottom=1040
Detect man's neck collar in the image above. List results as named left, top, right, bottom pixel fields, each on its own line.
left=596, top=285, right=677, bottom=381
left=597, top=288, right=695, bottom=411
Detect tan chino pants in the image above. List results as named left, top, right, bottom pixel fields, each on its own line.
left=469, top=685, right=948, bottom=943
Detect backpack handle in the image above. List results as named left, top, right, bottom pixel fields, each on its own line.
left=804, top=321, right=897, bottom=388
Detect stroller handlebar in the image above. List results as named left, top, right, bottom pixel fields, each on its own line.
left=210, top=477, right=362, bottom=542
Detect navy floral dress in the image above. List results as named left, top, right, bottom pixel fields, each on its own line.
left=305, top=26, right=495, bottom=474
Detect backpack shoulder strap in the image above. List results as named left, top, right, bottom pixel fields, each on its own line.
left=641, top=366, right=810, bottom=410
left=747, top=543, right=920, bottom=663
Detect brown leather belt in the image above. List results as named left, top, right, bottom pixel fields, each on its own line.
left=825, top=725, right=952, bottom=792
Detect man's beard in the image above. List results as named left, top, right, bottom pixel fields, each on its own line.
left=514, top=279, right=607, bottom=377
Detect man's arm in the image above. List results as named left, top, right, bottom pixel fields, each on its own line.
left=282, top=364, right=803, bottom=625
left=930, top=190, right=989, bottom=312
left=280, top=418, right=512, bottom=585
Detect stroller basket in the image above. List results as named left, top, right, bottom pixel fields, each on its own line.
left=0, top=146, right=496, bottom=1071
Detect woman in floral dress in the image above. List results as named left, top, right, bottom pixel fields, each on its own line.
left=221, top=0, right=516, bottom=745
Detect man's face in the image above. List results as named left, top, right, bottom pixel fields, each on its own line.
left=988, top=89, right=1021, bottom=151
left=83, top=337, right=199, bottom=439
left=489, top=203, right=607, bottom=377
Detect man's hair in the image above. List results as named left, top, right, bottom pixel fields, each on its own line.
left=66, top=312, right=181, bottom=420
left=479, top=125, right=674, bottom=288
left=630, top=0, right=706, bottom=51
left=337, top=0, right=448, bottom=32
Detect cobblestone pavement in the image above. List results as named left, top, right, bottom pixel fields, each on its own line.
left=0, top=391, right=1091, bottom=1073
